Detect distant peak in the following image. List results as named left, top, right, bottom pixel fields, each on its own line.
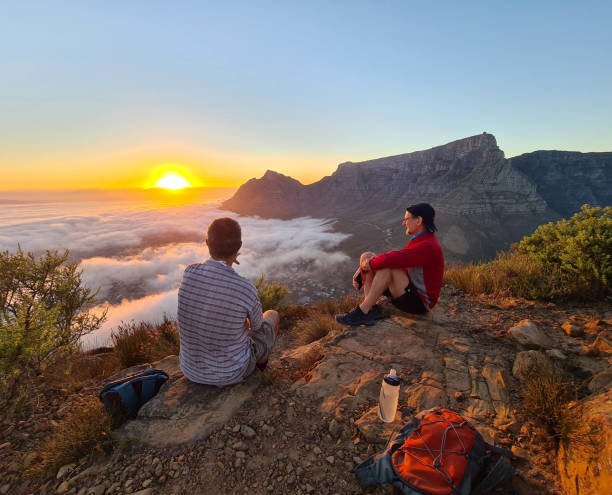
left=262, top=169, right=285, bottom=179
left=259, top=169, right=303, bottom=186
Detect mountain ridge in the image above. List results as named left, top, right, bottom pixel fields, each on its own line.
left=222, top=133, right=612, bottom=262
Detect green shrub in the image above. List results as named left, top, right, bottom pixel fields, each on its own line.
left=513, top=204, right=612, bottom=298
left=0, top=248, right=105, bottom=395
left=444, top=205, right=612, bottom=301
left=255, top=275, right=288, bottom=311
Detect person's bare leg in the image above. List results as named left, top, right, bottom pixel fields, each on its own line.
left=359, top=268, right=410, bottom=314
left=362, top=269, right=375, bottom=297
left=359, top=252, right=376, bottom=297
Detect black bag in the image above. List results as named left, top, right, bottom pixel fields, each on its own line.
left=99, top=368, right=169, bottom=418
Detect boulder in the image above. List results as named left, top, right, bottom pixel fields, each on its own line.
left=117, top=356, right=265, bottom=446
left=507, top=320, right=550, bottom=348
left=512, top=351, right=552, bottom=381
left=557, top=389, right=612, bottom=495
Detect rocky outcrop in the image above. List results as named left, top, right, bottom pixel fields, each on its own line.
left=557, top=389, right=612, bottom=495
left=222, top=133, right=611, bottom=262
left=116, top=356, right=265, bottom=446
left=283, top=312, right=518, bottom=444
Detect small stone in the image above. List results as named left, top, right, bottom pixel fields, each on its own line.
left=545, top=349, right=567, bottom=360
left=131, top=490, right=153, bottom=495
left=154, top=462, right=163, bottom=477
left=562, top=321, right=583, bottom=337
left=353, top=456, right=363, bottom=464
left=511, top=446, right=530, bottom=460
left=0, top=442, right=10, bottom=450
left=232, top=424, right=241, bottom=433
left=234, top=458, right=242, bottom=468
left=233, top=441, right=248, bottom=451
left=89, top=485, right=105, bottom=495
left=592, top=334, right=612, bottom=355
left=588, top=371, right=612, bottom=394
left=313, top=446, right=322, bottom=455
left=507, top=320, right=549, bottom=348
left=57, top=463, right=77, bottom=480
left=454, top=391, right=465, bottom=401
left=240, top=425, right=256, bottom=438
left=326, top=456, right=335, bottom=465
left=22, top=452, right=38, bottom=468
left=0, top=485, right=9, bottom=495
left=124, top=479, right=134, bottom=489
left=177, top=455, right=184, bottom=462
left=328, top=419, right=342, bottom=439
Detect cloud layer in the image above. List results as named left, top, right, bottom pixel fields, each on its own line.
left=3, top=200, right=352, bottom=347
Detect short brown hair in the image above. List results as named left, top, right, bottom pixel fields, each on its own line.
left=206, top=217, right=242, bottom=258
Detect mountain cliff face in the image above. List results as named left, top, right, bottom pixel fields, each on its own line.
left=222, top=134, right=611, bottom=261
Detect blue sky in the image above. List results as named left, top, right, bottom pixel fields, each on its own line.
left=1, top=0, right=611, bottom=189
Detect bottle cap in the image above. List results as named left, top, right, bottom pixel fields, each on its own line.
left=384, top=369, right=400, bottom=386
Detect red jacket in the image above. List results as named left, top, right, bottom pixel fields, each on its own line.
left=369, top=232, right=444, bottom=310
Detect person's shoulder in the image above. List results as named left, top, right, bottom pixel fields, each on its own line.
left=233, top=272, right=258, bottom=294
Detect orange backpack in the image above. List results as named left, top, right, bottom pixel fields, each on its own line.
left=354, top=408, right=516, bottom=494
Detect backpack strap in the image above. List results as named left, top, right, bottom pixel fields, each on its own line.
left=471, top=457, right=516, bottom=495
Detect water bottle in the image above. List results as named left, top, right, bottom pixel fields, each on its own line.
left=378, top=369, right=400, bottom=422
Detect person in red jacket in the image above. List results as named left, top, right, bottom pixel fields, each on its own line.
left=336, top=203, right=444, bottom=326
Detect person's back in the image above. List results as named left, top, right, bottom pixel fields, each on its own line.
left=178, top=258, right=262, bottom=386
left=177, top=217, right=279, bottom=387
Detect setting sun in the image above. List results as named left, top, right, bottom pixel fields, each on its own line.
left=153, top=172, right=191, bottom=190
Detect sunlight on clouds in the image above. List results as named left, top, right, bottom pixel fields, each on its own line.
left=1, top=200, right=352, bottom=347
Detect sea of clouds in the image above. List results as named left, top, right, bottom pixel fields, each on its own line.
left=1, top=200, right=351, bottom=347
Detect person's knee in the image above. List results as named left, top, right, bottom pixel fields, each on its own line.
left=263, top=309, right=280, bottom=333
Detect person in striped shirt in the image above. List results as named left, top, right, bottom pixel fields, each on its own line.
left=178, top=217, right=279, bottom=386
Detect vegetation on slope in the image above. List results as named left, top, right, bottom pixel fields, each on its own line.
left=445, top=205, right=612, bottom=300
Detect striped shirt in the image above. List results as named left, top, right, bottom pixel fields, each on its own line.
left=178, top=258, right=263, bottom=386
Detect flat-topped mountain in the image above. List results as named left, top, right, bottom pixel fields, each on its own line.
left=222, top=134, right=612, bottom=262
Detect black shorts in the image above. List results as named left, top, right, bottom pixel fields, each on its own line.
left=384, top=282, right=428, bottom=315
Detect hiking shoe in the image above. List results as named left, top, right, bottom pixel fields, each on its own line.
left=369, top=304, right=385, bottom=320
left=335, top=306, right=375, bottom=326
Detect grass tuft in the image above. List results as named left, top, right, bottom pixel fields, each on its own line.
left=28, top=397, right=113, bottom=477
left=313, top=293, right=361, bottom=316
left=291, top=311, right=344, bottom=346
left=521, top=369, right=576, bottom=435
left=111, top=316, right=180, bottom=368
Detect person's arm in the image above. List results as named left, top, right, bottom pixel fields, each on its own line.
left=247, top=296, right=264, bottom=332
left=370, top=242, right=433, bottom=270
